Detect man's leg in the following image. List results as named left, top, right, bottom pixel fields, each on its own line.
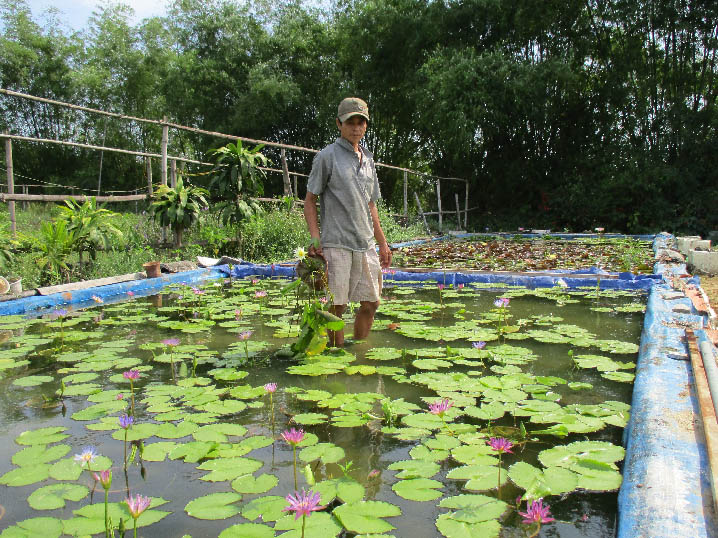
left=354, top=300, right=379, bottom=340
left=328, top=304, right=347, bottom=347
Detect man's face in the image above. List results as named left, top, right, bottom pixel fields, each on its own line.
left=336, top=115, right=367, bottom=146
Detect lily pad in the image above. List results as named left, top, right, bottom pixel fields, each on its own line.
left=185, top=492, right=243, bottom=520
left=16, top=427, right=68, bottom=446
left=231, top=473, right=278, bottom=494
left=333, top=501, right=401, bottom=535
left=391, top=477, right=443, bottom=501
left=241, top=495, right=287, bottom=522
left=27, top=483, right=89, bottom=510
left=218, top=523, right=275, bottom=538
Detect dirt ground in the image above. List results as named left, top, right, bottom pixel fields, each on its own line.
left=701, top=275, right=718, bottom=312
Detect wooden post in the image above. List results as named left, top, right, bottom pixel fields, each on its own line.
left=5, top=136, right=15, bottom=237
left=22, top=184, right=28, bottom=210
left=170, top=159, right=177, bottom=189
left=436, top=178, right=442, bottom=232
left=280, top=149, right=292, bottom=197
left=403, top=171, right=408, bottom=224
left=293, top=174, right=298, bottom=201
left=414, top=192, right=430, bottom=235
left=161, top=118, right=168, bottom=186
left=455, top=193, right=462, bottom=230
left=160, top=118, right=168, bottom=243
left=146, top=157, right=153, bottom=198
left=464, top=180, right=469, bottom=229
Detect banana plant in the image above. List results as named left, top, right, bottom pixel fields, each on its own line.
left=35, top=220, right=75, bottom=285
left=150, top=178, right=209, bottom=248
left=59, top=197, right=123, bottom=264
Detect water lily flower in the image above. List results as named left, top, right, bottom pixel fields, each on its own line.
left=428, top=398, right=453, bottom=417
left=519, top=498, right=556, bottom=525
left=282, top=428, right=305, bottom=446
left=595, top=227, right=605, bottom=233
left=92, top=295, right=103, bottom=304
left=319, top=296, right=328, bottom=304
left=234, top=309, right=242, bottom=321
left=255, top=290, right=268, bottom=298
left=494, top=297, right=510, bottom=307
left=457, top=283, right=464, bottom=289
left=264, top=382, right=277, bottom=393
left=487, top=437, right=514, bottom=454
left=437, top=283, right=445, bottom=290
left=125, top=494, right=152, bottom=519
left=127, top=291, right=135, bottom=297
left=251, top=278, right=259, bottom=285
left=116, top=393, right=125, bottom=400
left=237, top=330, right=253, bottom=341
left=557, top=278, right=568, bottom=288
left=119, top=414, right=134, bottom=429
left=51, top=308, right=68, bottom=319
left=294, top=246, right=307, bottom=260
left=472, top=341, right=486, bottom=349
left=367, top=469, right=381, bottom=479
left=191, top=287, right=205, bottom=295
left=162, top=338, right=180, bottom=347
left=282, top=489, right=325, bottom=520
left=123, top=370, right=141, bottom=381
left=92, top=469, right=112, bottom=489
left=74, top=446, right=98, bottom=466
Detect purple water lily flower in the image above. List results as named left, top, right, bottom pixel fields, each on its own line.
left=74, top=446, right=98, bottom=466
left=119, top=414, right=134, bottom=429
left=162, top=338, right=180, bottom=347
left=282, top=489, right=325, bottom=520
left=487, top=437, right=514, bottom=454
left=123, top=370, right=141, bottom=381
left=472, top=341, right=486, bottom=350
left=264, top=382, right=277, bottom=393
left=92, top=469, right=112, bottom=489
left=237, top=330, right=253, bottom=341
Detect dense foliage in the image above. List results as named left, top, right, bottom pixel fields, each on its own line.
left=1, top=0, right=717, bottom=234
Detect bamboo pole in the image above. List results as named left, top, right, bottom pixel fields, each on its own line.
left=280, top=149, right=292, bottom=196
left=403, top=171, right=408, bottom=223
left=161, top=119, right=168, bottom=186
left=455, top=193, right=462, bottom=230
left=146, top=157, right=153, bottom=198
left=414, top=192, right=430, bottom=235
left=436, top=179, right=442, bottom=232
left=5, top=135, right=15, bottom=237
left=464, top=180, right=469, bottom=229
left=0, top=193, right=147, bottom=202
left=22, top=184, right=28, bottom=210
left=170, top=159, right=177, bottom=189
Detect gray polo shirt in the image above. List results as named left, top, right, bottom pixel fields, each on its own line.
left=306, top=137, right=381, bottom=252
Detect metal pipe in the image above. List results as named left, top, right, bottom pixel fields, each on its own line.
left=700, top=340, right=718, bottom=420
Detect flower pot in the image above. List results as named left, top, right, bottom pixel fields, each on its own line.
left=8, top=278, right=22, bottom=295
left=143, top=261, right=162, bottom=278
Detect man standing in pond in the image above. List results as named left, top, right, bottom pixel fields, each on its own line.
left=304, top=97, right=392, bottom=346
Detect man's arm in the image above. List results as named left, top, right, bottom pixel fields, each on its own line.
left=369, top=201, right=392, bottom=269
left=304, top=191, right=322, bottom=257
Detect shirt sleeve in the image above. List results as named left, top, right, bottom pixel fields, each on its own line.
left=306, top=148, right=331, bottom=195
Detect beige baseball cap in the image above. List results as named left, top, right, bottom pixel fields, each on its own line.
left=337, top=97, right=369, bottom=122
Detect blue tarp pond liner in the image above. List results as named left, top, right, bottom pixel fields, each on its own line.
left=0, top=231, right=716, bottom=537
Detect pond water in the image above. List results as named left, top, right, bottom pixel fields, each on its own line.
left=0, top=277, right=645, bottom=537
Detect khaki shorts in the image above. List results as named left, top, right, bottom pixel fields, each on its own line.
left=323, top=247, right=382, bottom=305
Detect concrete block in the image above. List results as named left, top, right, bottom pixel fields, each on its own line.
left=692, top=240, right=712, bottom=251
left=688, top=250, right=718, bottom=275
left=677, top=236, right=703, bottom=256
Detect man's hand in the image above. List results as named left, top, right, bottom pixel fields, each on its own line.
left=378, top=242, right=392, bottom=269
left=308, top=237, right=323, bottom=258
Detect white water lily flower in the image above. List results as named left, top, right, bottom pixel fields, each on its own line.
left=295, top=246, right=307, bottom=260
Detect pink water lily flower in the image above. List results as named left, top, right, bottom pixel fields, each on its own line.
left=282, top=428, right=305, bottom=446
left=92, top=469, right=112, bottom=489
left=264, top=382, right=277, bottom=393
left=162, top=338, right=180, bottom=347
left=428, top=398, right=453, bottom=416
left=282, top=489, right=325, bottom=520
left=237, top=330, right=253, bottom=341
left=123, top=370, right=141, bottom=381
left=519, top=498, right=556, bottom=525
left=126, top=494, right=152, bottom=519
left=255, top=290, right=268, bottom=298
left=487, top=437, right=514, bottom=454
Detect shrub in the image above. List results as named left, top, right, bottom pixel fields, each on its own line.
left=238, top=209, right=310, bottom=262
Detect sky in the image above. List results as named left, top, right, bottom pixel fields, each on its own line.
left=25, top=0, right=169, bottom=31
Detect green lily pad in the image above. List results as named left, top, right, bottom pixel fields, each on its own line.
left=274, top=511, right=341, bottom=538
left=0, top=517, right=64, bottom=538
left=333, top=501, right=401, bottom=534
left=218, top=523, right=275, bottom=538
left=446, top=464, right=506, bottom=491
left=241, top=495, right=287, bottom=522
left=192, top=423, right=248, bottom=442
left=313, top=477, right=366, bottom=504
left=508, top=461, right=579, bottom=499
left=438, top=494, right=508, bottom=523
left=231, top=473, right=278, bottom=494
left=299, top=443, right=345, bottom=464
left=155, top=421, right=199, bottom=439
left=12, top=375, right=54, bottom=387
left=27, top=483, right=89, bottom=510
left=387, top=459, right=440, bottom=479
left=185, top=492, right=242, bottom=520
left=435, top=513, right=501, bottom=538
left=198, top=457, right=263, bottom=482
left=142, top=441, right=178, bottom=462
left=0, top=464, right=50, bottom=486
left=538, top=440, right=625, bottom=468
left=292, top=413, right=328, bottom=425
left=392, top=477, right=443, bottom=501
left=12, top=444, right=71, bottom=466
left=64, top=499, right=170, bottom=535
left=16, top=427, right=68, bottom=446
